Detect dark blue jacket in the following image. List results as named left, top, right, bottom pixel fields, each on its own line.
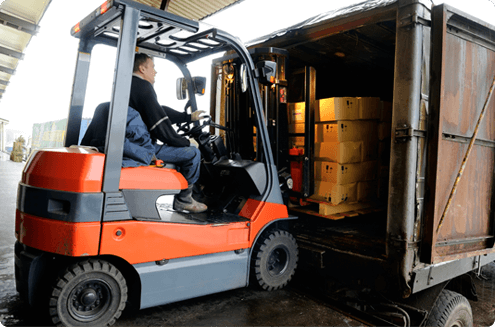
left=81, top=102, right=155, bottom=167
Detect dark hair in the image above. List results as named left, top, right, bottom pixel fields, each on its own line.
left=133, top=53, right=151, bottom=73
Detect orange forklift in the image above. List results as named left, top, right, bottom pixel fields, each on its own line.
left=14, top=1, right=297, bottom=326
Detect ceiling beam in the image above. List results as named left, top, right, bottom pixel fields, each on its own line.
left=0, top=12, right=39, bottom=36
left=0, top=65, right=15, bottom=75
left=160, top=0, right=171, bottom=11
left=0, top=45, right=24, bottom=60
left=0, top=79, right=9, bottom=86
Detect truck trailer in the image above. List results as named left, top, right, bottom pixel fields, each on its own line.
left=210, top=0, right=495, bottom=325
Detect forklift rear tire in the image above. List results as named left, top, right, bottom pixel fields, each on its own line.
left=251, top=229, right=298, bottom=291
left=426, top=289, right=473, bottom=327
left=49, top=259, right=127, bottom=327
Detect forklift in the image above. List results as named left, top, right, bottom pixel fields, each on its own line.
left=14, top=1, right=297, bottom=326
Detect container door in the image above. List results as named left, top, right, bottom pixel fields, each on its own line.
left=423, top=4, right=495, bottom=264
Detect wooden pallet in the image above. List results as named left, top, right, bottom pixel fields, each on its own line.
left=291, top=196, right=383, bottom=220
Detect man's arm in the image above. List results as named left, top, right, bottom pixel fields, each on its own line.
left=162, top=106, right=191, bottom=125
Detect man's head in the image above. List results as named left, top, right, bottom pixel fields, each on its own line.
left=134, top=53, right=156, bottom=84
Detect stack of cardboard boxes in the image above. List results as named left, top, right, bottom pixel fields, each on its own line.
left=10, top=136, right=25, bottom=163
left=288, top=97, right=392, bottom=212
left=313, top=97, right=380, bottom=207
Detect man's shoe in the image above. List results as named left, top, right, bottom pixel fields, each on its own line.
left=173, top=197, right=208, bottom=213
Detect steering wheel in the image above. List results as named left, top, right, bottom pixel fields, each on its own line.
left=177, top=115, right=212, bottom=137
left=175, top=99, right=199, bottom=134
left=177, top=114, right=230, bottom=137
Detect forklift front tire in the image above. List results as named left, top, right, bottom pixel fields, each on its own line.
left=251, top=229, right=298, bottom=291
left=49, top=259, right=127, bottom=327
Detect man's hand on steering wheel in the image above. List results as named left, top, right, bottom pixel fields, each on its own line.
left=191, top=110, right=205, bottom=121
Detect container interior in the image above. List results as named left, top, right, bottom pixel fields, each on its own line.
left=286, top=18, right=397, bottom=259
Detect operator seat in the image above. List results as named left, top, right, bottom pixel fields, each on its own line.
left=80, top=102, right=185, bottom=190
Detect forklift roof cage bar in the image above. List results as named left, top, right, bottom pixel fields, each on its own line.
left=65, top=0, right=278, bottom=201
left=102, top=6, right=140, bottom=192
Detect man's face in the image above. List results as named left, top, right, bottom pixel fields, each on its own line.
left=141, top=58, right=156, bottom=84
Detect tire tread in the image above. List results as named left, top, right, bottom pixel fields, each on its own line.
left=49, top=259, right=127, bottom=327
left=251, top=229, right=298, bottom=291
left=426, top=289, right=472, bottom=327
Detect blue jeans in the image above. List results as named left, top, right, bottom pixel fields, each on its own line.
left=154, top=144, right=201, bottom=185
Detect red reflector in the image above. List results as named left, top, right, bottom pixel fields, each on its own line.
left=74, top=23, right=80, bottom=33
left=100, top=1, right=111, bottom=14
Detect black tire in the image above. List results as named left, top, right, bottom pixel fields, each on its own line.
left=49, top=259, right=127, bottom=327
left=426, top=289, right=473, bottom=327
left=251, top=229, right=298, bottom=291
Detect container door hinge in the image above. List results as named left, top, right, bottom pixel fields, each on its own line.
left=395, top=125, right=426, bottom=143
left=399, top=13, right=431, bottom=28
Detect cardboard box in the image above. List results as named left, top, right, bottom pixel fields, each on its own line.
left=359, top=97, right=380, bottom=120
left=316, top=97, right=380, bottom=122
left=315, top=141, right=378, bottom=163
left=314, top=160, right=378, bottom=184
left=314, top=181, right=357, bottom=205
left=288, top=102, right=305, bottom=123
left=316, top=97, right=360, bottom=121
left=378, top=122, right=391, bottom=140
left=315, top=142, right=361, bottom=163
left=380, top=101, right=393, bottom=122
left=357, top=180, right=378, bottom=202
left=289, top=123, right=305, bottom=134
left=315, top=121, right=378, bottom=143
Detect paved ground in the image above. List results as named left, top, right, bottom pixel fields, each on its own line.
left=0, top=151, right=494, bottom=327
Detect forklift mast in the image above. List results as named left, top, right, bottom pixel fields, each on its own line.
left=211, top=48, right=290, bottom=169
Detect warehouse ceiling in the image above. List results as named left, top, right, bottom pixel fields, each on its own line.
left=0, top=0, right=51, bottom=102
left=135, top=0, right=244, bottom=21
left=0, top=0, right=243, bottom=104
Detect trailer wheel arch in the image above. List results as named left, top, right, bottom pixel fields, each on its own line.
left=399, top=273, right=476, bottom=326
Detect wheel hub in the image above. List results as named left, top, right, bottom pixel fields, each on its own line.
left=267, top=245, right=289, bottom=277
left=68, top=279, right=111, bottom=321
left=80, top=289, right=97, bottom=306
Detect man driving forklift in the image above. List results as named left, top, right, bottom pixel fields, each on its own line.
left=83, top=53, right=207, bottom=213
left=130, top=53, right=207, bottom=213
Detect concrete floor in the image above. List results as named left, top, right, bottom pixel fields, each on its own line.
left=0, top=151, right=494, bottom=327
